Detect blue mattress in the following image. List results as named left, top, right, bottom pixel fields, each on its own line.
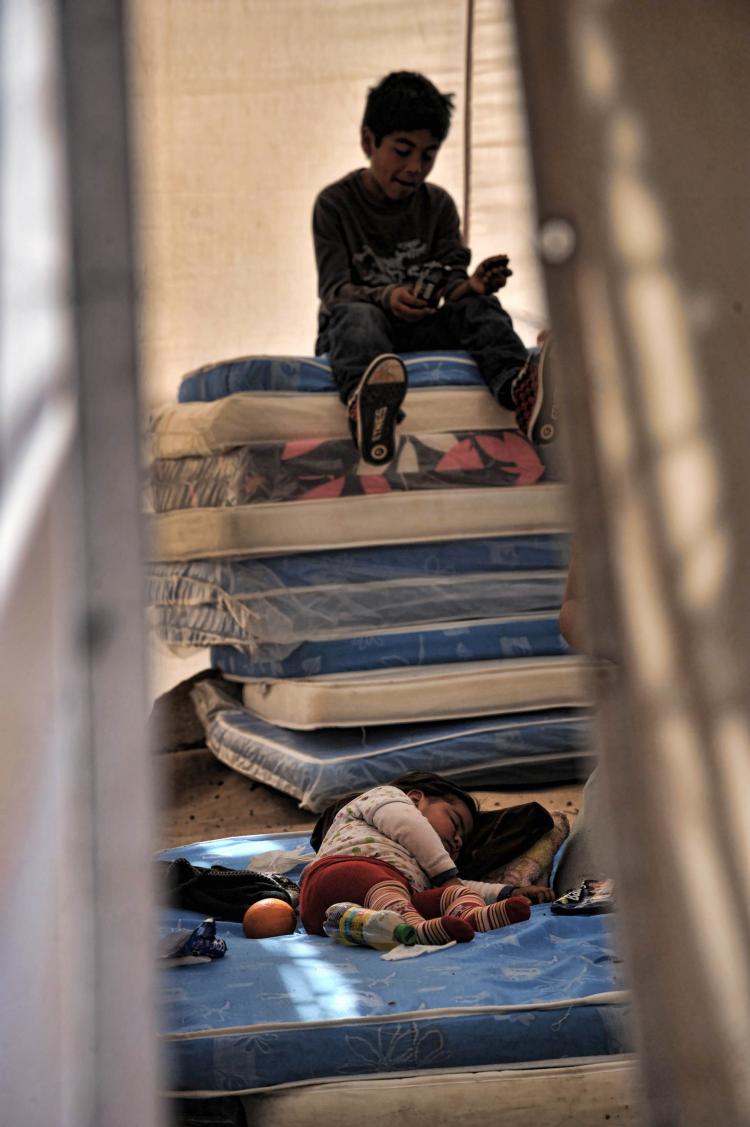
left=211, top=613, right=568, bottom=679
left=178, top=351, right=488, bottom=403
left=149, top=571, right=567, bottom=657
left=192, top=679, right=594, bottom=810
left=158, top=832, right=630, bottom=1095
left=148, top=534, right=569, bottom=596
left=147, top=535, right=569, bottom=660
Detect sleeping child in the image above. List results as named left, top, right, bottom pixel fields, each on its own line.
left=299, top=774, right=553, bottom=945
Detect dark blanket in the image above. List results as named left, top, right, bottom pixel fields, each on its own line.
left=157, top=858, right=297, bottom=921
left=457, top=802, right=554, bottom=878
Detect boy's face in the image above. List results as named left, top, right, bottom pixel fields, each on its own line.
left=361, top=127, right=440, bottom=202
left=408, top=790, right=474, bottom=860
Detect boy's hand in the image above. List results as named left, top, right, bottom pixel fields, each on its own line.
left=469, top=255, right=513, bottom=296
left=389, top=285, right=436, bottom=321
left=511, top=884, right=555, bottom=904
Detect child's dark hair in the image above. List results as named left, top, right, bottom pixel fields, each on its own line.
left=362, top=71, right=454, bottom=145
left=309, top=771, right=477, bottom=852
left=389, top=771, right=478, bottom=822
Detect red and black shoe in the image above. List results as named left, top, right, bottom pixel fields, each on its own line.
left=511, top=336, right=558, bottom=446
left=347, top=354, right=408, bottom=465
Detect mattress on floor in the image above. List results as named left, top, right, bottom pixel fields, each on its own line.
left=158, top=831, right=631, bottom=1100
left=177, top=350, right=491, bottom=402
left=148, top=482, right=568, bottom=562
left=148, top=428, right=545, bottom=512
left=187, top=1061, right=639, bottom=1127
left=150, top=386, right=515, bottom=456
left=235, top=655, right=593, bottom=730
left=210, top=613, right=569, bottom=680
left=192, top=679, right=594, bottom=810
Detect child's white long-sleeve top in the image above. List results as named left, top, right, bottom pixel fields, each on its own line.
left=316, top=785, right=459, bottom=892
left=316, top=785, right=517, bottom=901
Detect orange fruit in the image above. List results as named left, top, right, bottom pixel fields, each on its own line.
left=242, top=898, right=297, bottom=938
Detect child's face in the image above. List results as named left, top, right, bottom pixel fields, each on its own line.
left=361, top=127, right=440, bottom=203
left=409, top=791, right=474, bottom=860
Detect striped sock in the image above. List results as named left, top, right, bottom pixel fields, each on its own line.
left=364, top=879, right=424, bottom=925
left=412, top=916, right=474, bottom=944
left=365, top=880, right=473, bottom=944
left=440, top=884, right=531, bottom=932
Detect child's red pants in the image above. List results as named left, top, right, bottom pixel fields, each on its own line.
left=299, top=853, right=448, bottom=935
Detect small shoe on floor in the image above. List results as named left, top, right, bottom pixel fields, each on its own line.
left=347, top=354, right=408, bottom=465
left=511, top=336, right=558, bottom=446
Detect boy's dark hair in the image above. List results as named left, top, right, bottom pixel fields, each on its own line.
left=362, top=71, right=455, bottom=145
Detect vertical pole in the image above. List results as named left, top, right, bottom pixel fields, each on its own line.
left=513, top=2, right=750, bottom=1123
left=57, top=2, right=160, bottom=1126
left=462, top=0, right=475, bottom=242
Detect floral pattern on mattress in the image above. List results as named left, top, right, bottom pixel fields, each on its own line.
left=158, top=832, right=630, bottom=1093
left=150, top=429, right=544, bottom=512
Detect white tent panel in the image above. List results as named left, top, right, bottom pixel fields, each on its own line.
left=469, top=0, right=547, bottom=338
left=128, top=0, right=546, bottom=407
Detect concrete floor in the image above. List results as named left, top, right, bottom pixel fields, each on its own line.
left=153, top=669, right=584, bottom=850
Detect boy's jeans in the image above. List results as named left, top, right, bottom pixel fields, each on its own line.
left=316, top=295, right=529, bottom=407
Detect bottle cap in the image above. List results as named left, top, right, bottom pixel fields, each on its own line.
left=393, top=923, right=417, bottom=946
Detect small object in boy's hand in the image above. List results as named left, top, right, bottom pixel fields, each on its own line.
left=551, top=879, right=615, bottom=915
left=411, top=261, right=452, bottom=307
left=243, top=897, right=297, bottom=938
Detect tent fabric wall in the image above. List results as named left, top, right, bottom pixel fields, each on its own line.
left=128, top=0, right=547, bottom=407
left=468, top=0, right=546, bottom=339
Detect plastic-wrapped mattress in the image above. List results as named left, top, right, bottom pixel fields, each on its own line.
left=148, top=428, right=545, bottom=511
left=192, top=679, right=593, bottom=810
left=146, top=535, right=569, bottom=658
left=210, top=613, right=568, bottom=680
left=177, top=350, right=494, bottom=402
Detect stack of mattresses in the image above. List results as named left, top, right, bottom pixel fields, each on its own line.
left=147, top=351, right=594, bottom=810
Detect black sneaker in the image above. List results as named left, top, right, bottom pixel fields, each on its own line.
left=511, top=336, right=558, bottom=446
left=347, top=354, right=408, bottom=465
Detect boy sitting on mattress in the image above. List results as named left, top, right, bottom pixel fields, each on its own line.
left=299, top=773, right=553, bottom=945
left=312, top=70, right=557, bottom=466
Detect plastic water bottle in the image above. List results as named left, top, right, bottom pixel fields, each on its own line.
left=323, top=902, right=417, bottom=950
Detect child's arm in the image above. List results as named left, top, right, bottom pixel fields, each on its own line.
left=444, top=256, right=513, bottom=303
left=425, top=192, right=510, bottom=304
left=462, top=879, right=554, bottom=904
left=357, top=787, right=459, bottom=885
left=313, top=194, right=397, bottom=312
left=388, top=286, right=436, bottom=322
left=422, top=191, right=474, bottom=305
left=389, top=194, right=471, bottom=321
